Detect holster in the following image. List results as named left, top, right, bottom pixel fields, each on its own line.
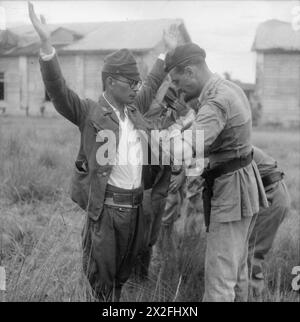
left=201, top=174, right=215, bottom=233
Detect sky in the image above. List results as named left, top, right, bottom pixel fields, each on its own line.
left=1, top=0, right=300, bottom=82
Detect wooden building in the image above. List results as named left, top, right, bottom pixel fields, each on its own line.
left=252, top=19, right=300, bottom=126
left=0, top=20, right=190, bottom=116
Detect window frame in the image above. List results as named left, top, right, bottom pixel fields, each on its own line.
left=0, top=72, right=5, bottom=101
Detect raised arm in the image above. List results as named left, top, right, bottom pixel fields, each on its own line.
left=28, top=2, right=88, bottom=127
left=134, top=25, right=179, bottom=115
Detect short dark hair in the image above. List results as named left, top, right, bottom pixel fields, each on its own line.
left=174, top=56, right=205, bottom=74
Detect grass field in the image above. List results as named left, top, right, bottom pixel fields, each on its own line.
left=0, top=116, right=299, bottom=302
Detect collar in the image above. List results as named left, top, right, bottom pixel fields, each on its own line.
left=101, top=93, right=137, bottom=114
left=102, top=93, right=137, bottom=124
left=98, top=95, right=114, bottom=115
left=102, top=93, right=122, bottom=112
left=198, top=73, right=220, bottom=104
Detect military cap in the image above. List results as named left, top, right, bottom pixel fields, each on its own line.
left=165, top=43, right=206, bottom=72
left=103, top=48, right=141, bottom=82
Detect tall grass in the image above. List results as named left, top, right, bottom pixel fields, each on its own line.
left=0, top=118, right=77, bottom=204
left=0, top=117, right=299, bottom=302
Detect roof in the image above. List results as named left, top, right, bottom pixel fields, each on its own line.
left=0, top=19, right=191, bottom=56
left=62, top=19, right=190, bottom=52
left=252, top=19, right=300, bottom=52
left=1, top=23, right=99, bottom=55
left=9, top=22, right=102, bottom=38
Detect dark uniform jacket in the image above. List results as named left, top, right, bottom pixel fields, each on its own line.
left=39, top=54, right=171, bottom=221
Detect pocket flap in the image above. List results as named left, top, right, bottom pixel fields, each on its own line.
left=75, top=159, right=88, bottom=174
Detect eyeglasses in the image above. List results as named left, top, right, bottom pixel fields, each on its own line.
left=111, top=76, right=142, bottom=90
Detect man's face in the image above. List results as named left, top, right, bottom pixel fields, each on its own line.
left=110, top=76, right=141, bottom=105
left=169, top=67, right=201, bottom=102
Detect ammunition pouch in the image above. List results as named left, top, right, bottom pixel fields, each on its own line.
left=261, top=171, right=284, bottom=189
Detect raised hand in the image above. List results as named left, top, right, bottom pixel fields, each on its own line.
left=163, top=24, right=179, bottom=52
left=28, top=1, right=50, bottom=42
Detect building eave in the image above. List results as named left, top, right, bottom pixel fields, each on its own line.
left=0, top=47, right=152, bottom=57
left=59, top=48, right=152, bottom=55
left=253, top=48, right=300, bottom=54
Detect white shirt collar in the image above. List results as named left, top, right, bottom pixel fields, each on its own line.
left=103, top=93, right=128, bottom=122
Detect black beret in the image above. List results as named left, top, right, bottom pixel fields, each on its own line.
left=165, top=43, right=206, bottom=73
left=103, top=48, right=141, bottom=82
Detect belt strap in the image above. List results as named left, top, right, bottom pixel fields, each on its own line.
left=105, top=190, right=143, bottom=207
left=261, top=171, right=284, bottom=188
left=202, top=150, right=253, bottom=181
left=104, top=198, right=139, bottom=209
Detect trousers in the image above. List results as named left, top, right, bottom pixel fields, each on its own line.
left=203, top=215, right=257, bottom=302
left=82, top=193, right=145, bottom=301
left=248, top=181, right=290, bottom=294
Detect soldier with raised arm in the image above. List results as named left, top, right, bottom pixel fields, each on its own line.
left=28, top=2, right=178, bottom=301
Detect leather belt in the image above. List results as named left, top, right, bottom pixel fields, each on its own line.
left=202, top=150, right=253, bottom=182
left=209, top=146, right=252, bottom=167
left=261, top=171, right=284, bottom=188
left=104, top=190, right=143, bottom=208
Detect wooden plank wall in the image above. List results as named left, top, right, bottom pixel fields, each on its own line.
left=0, top=57, right=21, bottom=113
left=260, top=52, right=300, bottom=126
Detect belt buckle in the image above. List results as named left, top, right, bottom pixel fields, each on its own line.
left=111, top=191, right=143, bottom=207
left=112, top=192, right=136, bottom=207
left=112, top=193, right=127, bottom=206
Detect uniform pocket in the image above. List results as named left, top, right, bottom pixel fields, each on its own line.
left=211, top=172, right=237, bottom=206
left=90, top=120, right=105, bottom=134
left=71, top=160, right=90, bottom=211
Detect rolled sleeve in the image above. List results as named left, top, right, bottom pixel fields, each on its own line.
left=40, top=47, right=56, bottom=61
left=135, top=59, right=167, bottom=115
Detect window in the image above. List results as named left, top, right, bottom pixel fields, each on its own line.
left=0, top=72, right=4, bottom=100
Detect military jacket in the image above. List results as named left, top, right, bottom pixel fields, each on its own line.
left=40, top=54, right=171, bottom=221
